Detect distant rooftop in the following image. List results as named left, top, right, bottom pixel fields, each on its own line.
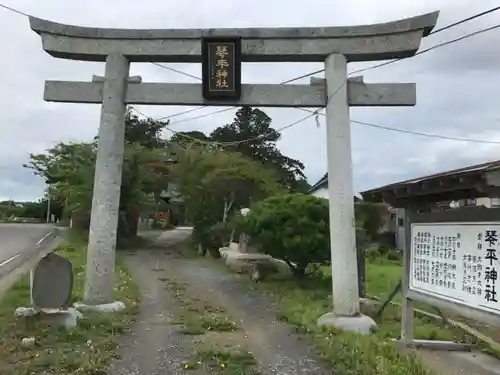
left=308, top=173, right=328, bottom=193
left=360, top=159, right=500, bottom=206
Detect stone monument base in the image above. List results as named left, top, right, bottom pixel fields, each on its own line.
left=317, top=312, right=377, bottom=335
left=15, top=306, right=83, bottom=330
left=74, top=300, right=126, bottom=313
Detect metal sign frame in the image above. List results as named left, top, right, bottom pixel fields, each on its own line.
left=400, top=207, right=500, bottom=350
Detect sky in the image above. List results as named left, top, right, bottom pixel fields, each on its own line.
left=0, top=0, right=500, bottom=202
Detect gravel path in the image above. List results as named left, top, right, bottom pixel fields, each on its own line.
left=165, top=255, right=329, bottom=374
left=107, top=229, right=205, bottom=375
left=109, top=229, right=330, bottom=375
left=108, top=229, right=330, bottom=374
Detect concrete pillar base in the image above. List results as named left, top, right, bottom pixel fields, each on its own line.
left=317, top=312, right=377, bottom=335
left=74, top=300, right=126, bottom=313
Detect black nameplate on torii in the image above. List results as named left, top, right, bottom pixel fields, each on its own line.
left=201, top=37, right=242, bottom=101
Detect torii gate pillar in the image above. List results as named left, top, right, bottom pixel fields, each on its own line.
left=82, top=54, right=130, bottom=307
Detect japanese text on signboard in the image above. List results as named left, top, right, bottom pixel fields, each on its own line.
left=201, top=38, right=241, bottom=100
left=483, top=230, right=498, bottom=302
left=410, top=223, right=500, bottom=315
left=209, top=43, right=234, bottom=91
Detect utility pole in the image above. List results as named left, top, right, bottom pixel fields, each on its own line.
left=46, top=186, right=51, bottom=223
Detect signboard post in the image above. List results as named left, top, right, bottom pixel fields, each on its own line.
left=201, top=37, right=242, bottom=101
left=400, top=207, right=500, bottom=349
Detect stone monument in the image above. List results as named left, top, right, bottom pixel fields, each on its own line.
left=29, top=11, right=439, bottom=332
left=15, top=253, right=82, bottom=329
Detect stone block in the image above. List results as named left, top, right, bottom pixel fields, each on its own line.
left=74, top=300, right=126, bottom=313
left=14, top=307, right=83, bottom=330
left=224, top=252, right=272, bottom=273
left=317, top=312, right=377, bottom=335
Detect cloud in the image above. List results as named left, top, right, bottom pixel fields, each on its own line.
left=1, top=0, right=500, bottom=201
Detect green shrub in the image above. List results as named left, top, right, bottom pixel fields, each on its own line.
left=378, top=245, right=391, bottom=256
left=355, top=202, right=386, bottom=240
left=365, top=247, right=381, bottom=262
left=208, top=221, right=233, bottom=252
left=242, top=194, right=330, bottom=277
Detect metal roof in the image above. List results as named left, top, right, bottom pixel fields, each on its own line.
left=361, top=159, right=500, bottom=196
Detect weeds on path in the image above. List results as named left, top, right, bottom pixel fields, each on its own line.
left=160, top=273, right=262, bottom=374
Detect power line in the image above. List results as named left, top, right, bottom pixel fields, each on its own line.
left=154, top=106, right=205, bottom=121
left=140, top=101, right=500, bottom=147
left=283, top=6, right=500, bottom=83
left=350, top=22, right=500, bottom=76
left=131, top=106, right=320, bottom=147
left=0, top=3, right=30, bottom=17
left=350, top=119, right=500, bottom=144
left=150, top=62, right=201, bottom=81
left=429, top=6, right=500, bottom=35
left=296, top=107, right=500, bottom=144
left=167, top=107, right=234, bottom=126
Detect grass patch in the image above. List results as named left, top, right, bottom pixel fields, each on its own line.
left=248, top=278, right=461, bottom=375
left=183, top=346, right=262, bottom=374
left=161, top=276, right=238, bottom=335
left=363, top=260, right=500, bottom=358
left=175, top=311, right=238, bottom=336
left=0, top=230, right=140, bottom=375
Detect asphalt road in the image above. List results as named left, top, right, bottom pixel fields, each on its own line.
left=0, top=223, right=55, bottom=267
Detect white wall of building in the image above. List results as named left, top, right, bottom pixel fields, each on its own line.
left=310, top=187, right=329, bottom=199
left=477, top=197, right=493, bottom=208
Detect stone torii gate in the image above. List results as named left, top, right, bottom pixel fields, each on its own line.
left=29, top=11, right=439, bottom=332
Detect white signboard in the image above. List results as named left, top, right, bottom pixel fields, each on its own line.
left=410, top=222, right=500, bottom=315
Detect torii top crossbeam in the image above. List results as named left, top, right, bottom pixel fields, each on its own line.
left=29, top=11, right=439, bottom=63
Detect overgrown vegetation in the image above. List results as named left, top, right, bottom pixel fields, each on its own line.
left=0, top=232, right=140, bottom=375
left=242, top=194, right=330, bottom=277
left=245, top=264, right=474, bottom=375
left=0, top=200, right=47, bottom=222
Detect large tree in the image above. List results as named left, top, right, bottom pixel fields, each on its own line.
left=24, top=140, right=170, bottom=238
left=210, top=107, right=309, bottom=191
left=124, top=108, right=169, bottom=149
left=168, top=130, right=210, bottom=149
left=168, top=107, right=310, bottom=192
